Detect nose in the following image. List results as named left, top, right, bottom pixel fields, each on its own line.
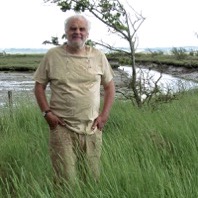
left=74, top=28, right=80, bottom=34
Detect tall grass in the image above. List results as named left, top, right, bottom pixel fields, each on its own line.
left=0, top=91, right=198, bottom=197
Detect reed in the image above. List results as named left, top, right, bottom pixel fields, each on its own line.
left=0, top=90, right=198, bottom=197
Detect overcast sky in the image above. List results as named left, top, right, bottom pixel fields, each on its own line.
left=0, top=0, right=198, bottom=49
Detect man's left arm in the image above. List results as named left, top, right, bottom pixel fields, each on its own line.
left=92, top=79, right=115, bottom=131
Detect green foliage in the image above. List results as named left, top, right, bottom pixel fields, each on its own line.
left=58, top=1, right=72, bottom=11
left=43, top=36, right=60, bottom=46
left=58, top=0, right=90, bottom=12
left=99, top=1, right=127, bottom=31
left=85, top=39, right=95, bottom=47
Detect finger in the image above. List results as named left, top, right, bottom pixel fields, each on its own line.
left=91, top=120, right=98, bottom=130
left=98, top=124, right=103, bottom=131
left=58, top=118, right=66, bottom=126
left=98, top=122, right=105, bottom=131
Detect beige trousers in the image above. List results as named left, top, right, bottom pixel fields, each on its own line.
left=49, top=125, right=102, bottom=184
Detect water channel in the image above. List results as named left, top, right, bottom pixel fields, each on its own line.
left=0, top=66, right=198, bottom=106
left=119, top=66, right=198, bottom=93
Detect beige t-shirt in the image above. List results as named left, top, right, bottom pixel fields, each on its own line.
left=34, top=45, right=114, bottom=134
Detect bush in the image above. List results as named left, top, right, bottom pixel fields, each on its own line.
left=171, top=47, right=187, bottom=60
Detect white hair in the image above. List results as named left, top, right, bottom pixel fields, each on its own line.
left=64, top=14, right=91, bottom=32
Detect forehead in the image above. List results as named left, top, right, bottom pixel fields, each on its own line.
left=68, top=18, right=88, bottom=28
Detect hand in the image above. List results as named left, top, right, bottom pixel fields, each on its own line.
left=45, top=112, right=65, bottom=129
left=92, top=114, right=108, bottom=131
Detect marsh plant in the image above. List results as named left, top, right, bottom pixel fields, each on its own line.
left=0, top=91, right=198, bottom=197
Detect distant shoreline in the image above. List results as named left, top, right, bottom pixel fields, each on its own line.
left=1, top=46, right=198, bottom=55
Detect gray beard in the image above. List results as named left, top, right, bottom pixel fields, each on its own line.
left=67, top=40, right=86, bottom=49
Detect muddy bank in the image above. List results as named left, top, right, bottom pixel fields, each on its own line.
left=0, top=69, right=129, bottom=105
left=165, top=67, right=198, bottom=82
left=143, top=64, right=198, bottom=82
left=0, top=68, right=129, bottom=90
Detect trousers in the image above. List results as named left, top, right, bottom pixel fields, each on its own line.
left=49, top=125, right=102, bottom=184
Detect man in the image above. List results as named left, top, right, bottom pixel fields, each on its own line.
left=34, top=14, right=115, bottom=184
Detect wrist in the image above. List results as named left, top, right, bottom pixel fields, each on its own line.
left=42, top=109, right=51, bottom=117
left=100, top=111, right=109, bottom=118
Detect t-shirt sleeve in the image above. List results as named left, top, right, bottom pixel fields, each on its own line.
left=100, top=52, right=114, bottom=86
left=33, top=53, right=49, bottom=85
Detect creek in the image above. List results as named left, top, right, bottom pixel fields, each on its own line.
left=119, top=66, right=198, bottom=93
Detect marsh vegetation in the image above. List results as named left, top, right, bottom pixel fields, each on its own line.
left=0, top=48, right=198, bottom=196
left=0, top=90, right=198, bottom=197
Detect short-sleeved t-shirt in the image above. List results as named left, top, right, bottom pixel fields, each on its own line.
left=34, top=44, right=114, bottom=134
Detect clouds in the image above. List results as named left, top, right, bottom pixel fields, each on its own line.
left=0, top=0, right=197, bottom=49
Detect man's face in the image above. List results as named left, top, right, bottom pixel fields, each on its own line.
left=66, top=18, right=89, bottom=48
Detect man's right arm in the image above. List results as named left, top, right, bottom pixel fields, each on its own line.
left=34, top=82, right=50, bottom=112
left=34, top=82, right=65, bottom=129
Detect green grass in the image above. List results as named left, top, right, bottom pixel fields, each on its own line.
left=107, top=51, right=198, bottom=68
left=0, top=91, right=198, bottom=197
left=135, top=54, right=198, bottom=68
left=0, top=54, right=43, bottom=71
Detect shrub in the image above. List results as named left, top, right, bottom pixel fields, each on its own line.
left=171, top=47, right=187, bottom=60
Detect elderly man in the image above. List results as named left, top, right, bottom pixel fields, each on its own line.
left=34, top=14, right=115, bottom=184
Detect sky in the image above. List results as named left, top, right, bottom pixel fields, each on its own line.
left=0, top=0, right=198, bottom=49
